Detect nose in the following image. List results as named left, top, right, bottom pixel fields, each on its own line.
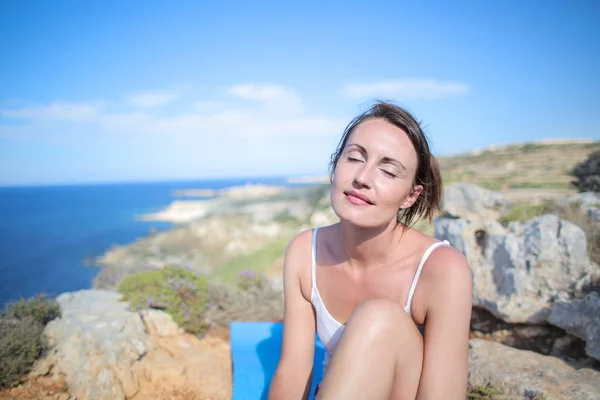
left=353, top=164, right=373, bottom=188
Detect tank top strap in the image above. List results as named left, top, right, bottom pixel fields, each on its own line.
left=405, top=240, right=450, bottom=312
left=311, top=228, right=319, bottom=294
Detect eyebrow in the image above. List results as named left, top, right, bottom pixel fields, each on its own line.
left=347, top=143, right=407, bottom=172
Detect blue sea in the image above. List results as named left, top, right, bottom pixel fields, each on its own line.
left=0, top=177, right=297, bottom=309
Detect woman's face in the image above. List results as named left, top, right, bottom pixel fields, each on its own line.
left=331, top=118, right=423, bottom=228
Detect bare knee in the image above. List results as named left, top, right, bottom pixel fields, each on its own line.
left=348, top=299, right=418, bottom=340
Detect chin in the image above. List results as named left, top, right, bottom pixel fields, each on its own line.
left=331, top=195, right=385, bottom=229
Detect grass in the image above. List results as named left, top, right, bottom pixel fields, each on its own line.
left=499, top=203, right=549, bottom=225
left=508, top=181, right=571, bottom=189
left=215, top=236, right=292, bottom=284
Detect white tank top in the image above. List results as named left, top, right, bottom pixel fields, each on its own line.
left=309, top=227, right=450, bottom=372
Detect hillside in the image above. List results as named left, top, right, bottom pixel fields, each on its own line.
left=438, top=140, right=599, bottom=201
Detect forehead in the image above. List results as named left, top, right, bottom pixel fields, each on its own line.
left=347, top=118, right=418, bottom=163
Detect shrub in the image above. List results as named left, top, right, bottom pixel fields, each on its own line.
left=203, top=280, right=283, bottom=328
left=0, top=318, right=46, bottom=388
left=118, top=265, right=209, bottom=335
left=571, top=150, right=600, bottom=193
left=236, top=270, right=268, bottom=291
left=0, top=295, right=58, bottom=388
left=1, top=294, right=61, bottom=325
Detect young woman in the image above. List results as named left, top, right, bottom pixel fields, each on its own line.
left=268, top=101, right=472, bottom=400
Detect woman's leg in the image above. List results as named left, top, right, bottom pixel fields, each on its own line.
left=315, top=299, right=424, bottom=400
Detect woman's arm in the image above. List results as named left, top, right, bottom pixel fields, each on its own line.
left=416, top=248, right=473, bottom=400
left=268, top=231, right=317, bottom=400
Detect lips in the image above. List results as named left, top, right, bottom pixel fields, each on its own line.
left=344, top=190, right=374, bottom=205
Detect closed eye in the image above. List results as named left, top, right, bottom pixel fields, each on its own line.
left=381, top=169, right=397, bottom=178
left=347, top=157, right=363, bottom=163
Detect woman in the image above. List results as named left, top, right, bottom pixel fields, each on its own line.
left=268, top=101, right=472, bottom=400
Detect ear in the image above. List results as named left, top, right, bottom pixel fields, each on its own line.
left=399, top=185, right=423, bottom=209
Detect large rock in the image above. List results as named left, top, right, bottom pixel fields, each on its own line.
left=40, top=289, right=232, bottom=400
left=468, top=339, right=600, bottom=399
left=44, top=290, right=150, bottom=400
left=548, top=292, right=600, bottom=362
left=442, top=183, right=506, bottom=226
left=436, top=214, right=598, bottom=323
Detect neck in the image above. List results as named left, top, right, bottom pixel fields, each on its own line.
left=338, top=219, right=405, bottom=269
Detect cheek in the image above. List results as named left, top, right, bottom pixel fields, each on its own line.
left=376, top=181, right=410, bottom=207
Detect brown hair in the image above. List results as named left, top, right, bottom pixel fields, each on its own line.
left=329, top=101, right=443, bottom=227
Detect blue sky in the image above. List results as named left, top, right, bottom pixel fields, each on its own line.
left=1, top=0, right=598, bottom=185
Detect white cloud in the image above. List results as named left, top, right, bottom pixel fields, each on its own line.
left=0, top=85, right=343, bottom=139
left=228, top=83, right=303, bottom=113
left=0, top=101, right=102, bottom=122
left=0, top=85, right=349, bottom=184
left=125, top=90, right=178, bottom=108
left=344, top=79, right=470, bottom=99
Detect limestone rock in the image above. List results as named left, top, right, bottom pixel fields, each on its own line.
left=39, top=289, right=232, bottom=400
left=140, top=309, right=184, bottom=337
left=43, top=290, right=150, bottom=400
left=468, top=339, right=600, bottom=399
left=436, top=214, right=598, bottom=323
left=548, top=292, right=600, bottom=362
left=441, top=183, right=506, bottom=226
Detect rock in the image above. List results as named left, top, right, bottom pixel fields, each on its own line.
left=30, top=356, right=53, bottom=376
left=468, top=339, right=600, bottom=399
left=557, top=192, right=600, bottom=224
left=548, top=292, right=600, bottom=362
left=436, top=214, right=598, bottom=323
left=441, top=183, right=506, bottom=226
left=43, top=290, right=149, bottom=400
left=557, top=192, right=600, bottom=209
left=140, top=309, right=184, bottom=337
left=39, top=289, right=232, bottom=400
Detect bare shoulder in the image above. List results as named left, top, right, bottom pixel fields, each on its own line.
left=285, top=228, right=314, bottom=259
left=422, top=242, right=471, bottom=282
left=419, top=241, right=472, bottom=309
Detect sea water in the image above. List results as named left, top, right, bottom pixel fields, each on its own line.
left=0, top=176, right=293, bottom=309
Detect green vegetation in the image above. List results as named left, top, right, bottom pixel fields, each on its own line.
left=499, top=203, right=548, bottom=225
left=0, top=295, right=61, bottom=388
left=520, top=143, right=545, bottom=153
left=438, top=141, right=600, bottom=193
left=571, top=149, right=600, bottom=193
left=508, top=181, right=570, bottom=189
left=466, top=384, right=504, bottom=399
left=216, top=236, right=291, bottom=284
left=2, top=294, right=61, bottom=326
left=118, top=265, right=209, bottom=335
left=236, top=269, right=269, bottom=292
left=204, top=276, right=283, bottom=327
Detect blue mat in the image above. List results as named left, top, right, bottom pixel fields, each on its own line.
left=230, top=322, right=325, bottom=400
